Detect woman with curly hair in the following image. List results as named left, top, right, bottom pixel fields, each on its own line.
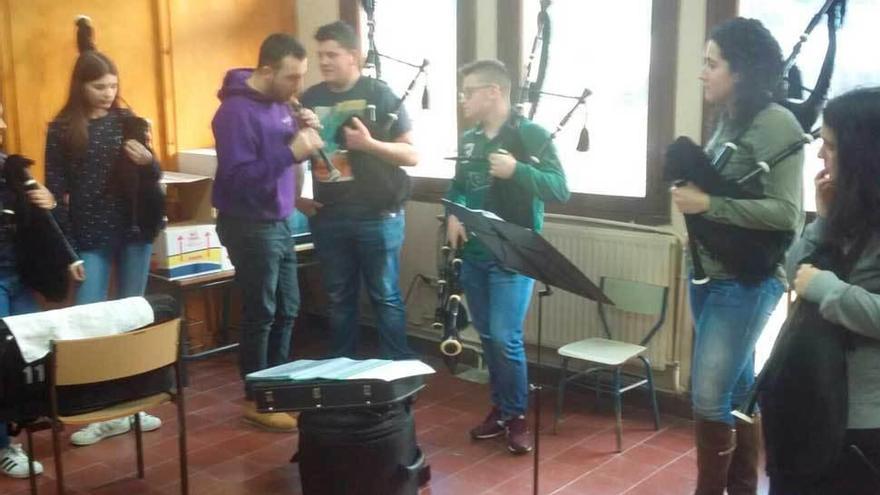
left=670, top=18, right=804, bottom=494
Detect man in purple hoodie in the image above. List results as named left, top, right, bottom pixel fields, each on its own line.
left=212, top=33, right=323, bottom=432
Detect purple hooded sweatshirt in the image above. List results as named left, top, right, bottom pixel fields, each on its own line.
left=211, top=68, right=299, bottom=221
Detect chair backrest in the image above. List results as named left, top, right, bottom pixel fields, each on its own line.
left=598, top=277, right=668, bottom=346
left=51, top=318, right=181, bottom=387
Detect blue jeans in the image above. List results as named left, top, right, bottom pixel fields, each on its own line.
left=460, top=259, right=535, bottom=418
left=0, top=268, right=40, bottom=449
left=75, top=241, right=153, bottom=305
left=690, top=276, right=784, bottom=424
left=310, top=211, right=413, bottom=359
left=216, top=214, right=299, bottom=396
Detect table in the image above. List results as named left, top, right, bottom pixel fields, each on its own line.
left=147, top=243, right=317, bottom=379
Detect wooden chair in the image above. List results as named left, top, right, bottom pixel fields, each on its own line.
left=40, top=318, right=188, bottom=494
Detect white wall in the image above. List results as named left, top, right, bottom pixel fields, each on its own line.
left=296, top=0, right=341, bottom=88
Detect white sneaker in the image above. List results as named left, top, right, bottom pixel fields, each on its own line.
left=0, top=444, right=43, bottom=479
left=70, top=412, right=162, bottom=446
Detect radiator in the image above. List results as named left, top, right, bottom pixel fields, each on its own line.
left=521, top=222, right=682, bottom=371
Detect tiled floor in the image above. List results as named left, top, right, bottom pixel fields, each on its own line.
left=0, top=352, right=770, bottom=495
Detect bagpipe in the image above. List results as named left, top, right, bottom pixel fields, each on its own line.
left=445, top=0, right=589, bottom=229
left=288, top=100, right=342, bottom=182
left=1, top=155, right=81, bottom=302
left=665, top=0, right=845, bottom=284
left=778, top=0, right=846, bottom=133
left=108, top=113, right=166, bottom=241
left=432, top=240, right=468, bottom=373
left=436, top=1, right=587, bottom=365
left=734, top=238, right=872, bottom=480
left=664, top=130, right=816, bottom=283
left=315, top=0, right=429, bottom=212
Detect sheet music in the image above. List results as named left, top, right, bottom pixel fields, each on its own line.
left=246, top=358, right=435, bottom=382
left=347, top=360, right=436, bottom=382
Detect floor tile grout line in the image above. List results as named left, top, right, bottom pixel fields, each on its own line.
left=546, top=423, right=691, bottom=495
left=618, top=450, right=695, bottom=495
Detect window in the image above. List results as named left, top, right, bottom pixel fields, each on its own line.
left=358, top=0, right=458, bottom=179
left=506, top=0, right=677, bottom=224
left=740, top=0, right=880, bottom=211
left=521, top=1, right=653, bottom=197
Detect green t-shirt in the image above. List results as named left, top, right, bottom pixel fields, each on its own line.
left=445, top=115, right=570, bottom=260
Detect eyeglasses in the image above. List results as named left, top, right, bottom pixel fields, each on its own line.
left=458, top=84, right=494, bottom=101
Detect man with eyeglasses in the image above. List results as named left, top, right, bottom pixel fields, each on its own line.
left=445, top=59, right=570, bottom=455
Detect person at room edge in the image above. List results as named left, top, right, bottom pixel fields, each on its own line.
left=212, top=33, right=324, bottom=432
left=299, top=21, right=418, bottom=360
left=768, top=88, right=880, bottom=494
left=0, top=101, right=58, bottom=480
left=670, top=18, right=804, bottom=495
left=446, top=59, right=570, bottom=455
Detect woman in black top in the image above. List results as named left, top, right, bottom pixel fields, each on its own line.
left=45, top=16, right=163, bottom=447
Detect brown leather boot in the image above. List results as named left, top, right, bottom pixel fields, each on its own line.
left=727, top=415, right=761, bottom=495
left=695, top=419, right=737, bottom=495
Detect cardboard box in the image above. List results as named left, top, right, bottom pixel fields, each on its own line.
left=151, top=222, right=229, bottom=280
left=151, top=171, right=229, bottom=280
left=177, top=148, right=219, bottom=177
left=153, top=153, right=315, bottom=280
left=161, top=171, right=214, bottom=224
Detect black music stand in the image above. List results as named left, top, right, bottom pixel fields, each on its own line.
left=443, top=200, right=611, bottom=495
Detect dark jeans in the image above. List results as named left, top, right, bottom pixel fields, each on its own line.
left=769, top=428, right=880, bottom=494
left=216, top=214, right=299, bottom=398
left=310, top=210, right=413, bottom=359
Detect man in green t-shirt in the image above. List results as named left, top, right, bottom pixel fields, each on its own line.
left=445, top=60, right=569, bottom=455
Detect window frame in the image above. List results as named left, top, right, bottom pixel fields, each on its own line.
left=339, top=0, right=679, bottom=225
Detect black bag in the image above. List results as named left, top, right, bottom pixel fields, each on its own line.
left=484, top=115, right=539, bottom=229
left=333, top=78, right=412, bottom=213
left=294, top=400, right=429, bottom=495
left=336, top=116, right=411, bottom=213
left=759, top=300, right=849, bottom=478
left=109, top=114, right=166, bottom=241
left=759, top=239, right=868, bottom=479
left=0, top=294, right=180, bottom=423
left=2, top=154, right=79, bottom=302
left=663, top=136, right=794, bottom=281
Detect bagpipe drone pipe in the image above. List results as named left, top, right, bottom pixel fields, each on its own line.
left=432, top=238, right=469, bottom=373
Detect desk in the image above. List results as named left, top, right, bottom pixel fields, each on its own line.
left=147, top=243, right=317, bottom=366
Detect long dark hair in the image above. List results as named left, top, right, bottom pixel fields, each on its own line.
left=55, top=16, right=123, bottom=158
left=822, top=87, right=880, bottom=246
left=709, top=17, right=784, bottom=127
